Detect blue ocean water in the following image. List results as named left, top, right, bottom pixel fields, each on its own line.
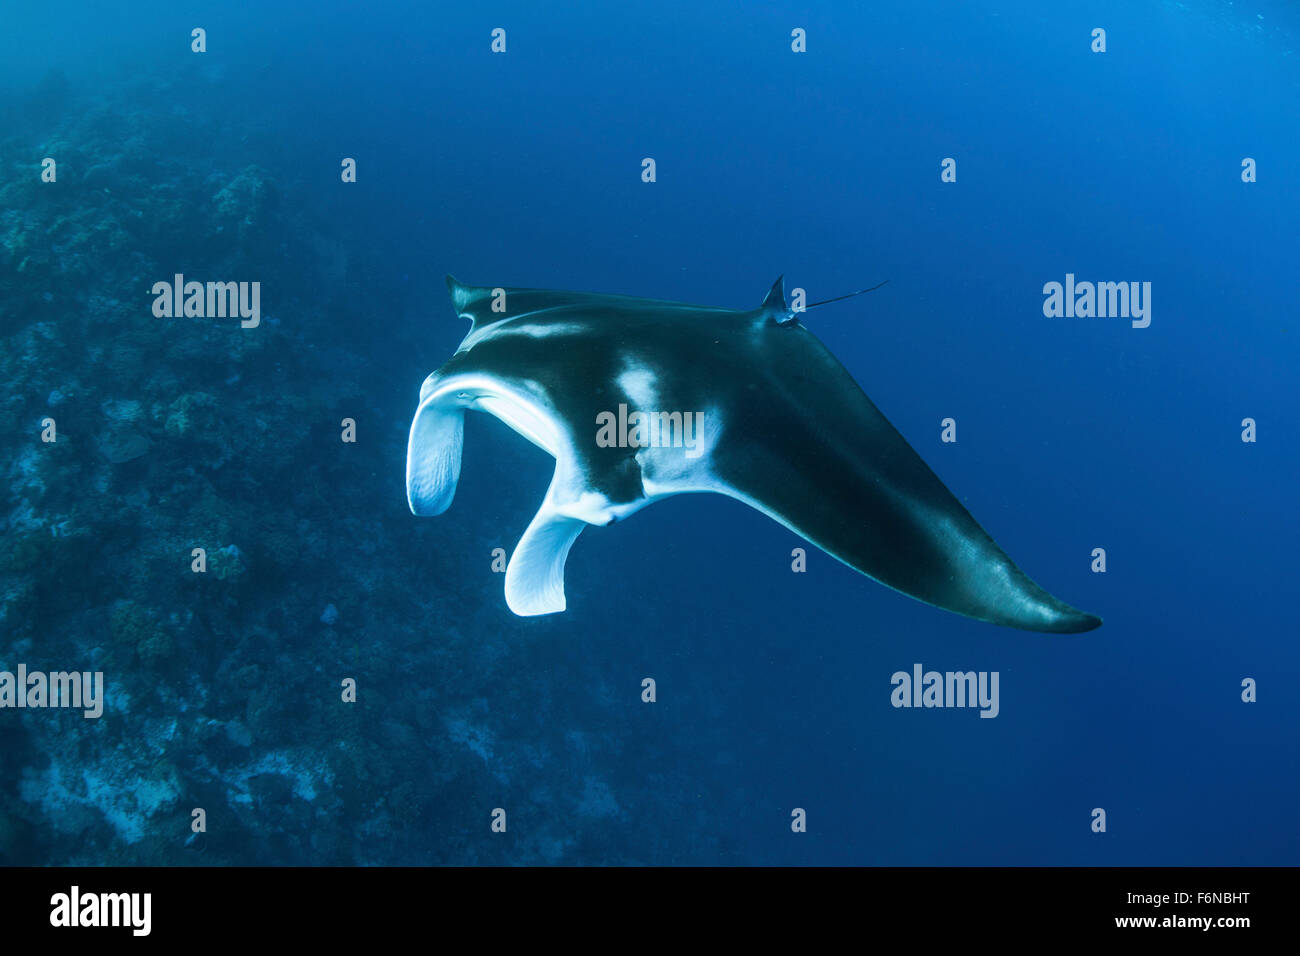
left=0, top=1, right=1296, bottom=865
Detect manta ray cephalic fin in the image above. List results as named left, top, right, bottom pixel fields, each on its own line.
left=406, top=391, right=464, bottom=516
left=504, top=497, right=586, bottom=615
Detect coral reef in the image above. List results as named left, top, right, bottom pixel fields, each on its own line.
left=0, top=66, right=737, bottom=867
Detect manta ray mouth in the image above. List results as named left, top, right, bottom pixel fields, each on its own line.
left=407, top=371, right=619, bottom=616
left=472, top=392, right=562, bottom=458
left=427, top=374, right=562, bottom=455
left=407, top=374, right=562, bottom=519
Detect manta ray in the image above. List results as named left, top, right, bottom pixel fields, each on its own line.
left=406, top=275, right=1101, bottom=633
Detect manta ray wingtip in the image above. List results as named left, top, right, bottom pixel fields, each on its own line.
left=1075, top=612, right=1104, bottom=632
left=1043, top=608, right=1103, bottom=634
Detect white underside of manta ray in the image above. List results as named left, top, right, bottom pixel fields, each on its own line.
left=406, top=275, right=1101, bottom=634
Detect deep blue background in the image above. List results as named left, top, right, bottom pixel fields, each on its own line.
left=5, top=0, right=1297, bottom=864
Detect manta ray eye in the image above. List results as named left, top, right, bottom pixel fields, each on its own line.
left=457, top=392, right=470, bottom=400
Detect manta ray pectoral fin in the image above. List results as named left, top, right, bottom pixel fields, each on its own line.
left=707, top=343, right=1100, bottom=633
left=504, top=499, right=586, bottom=616
left=406, top=393, right=465, bottom=516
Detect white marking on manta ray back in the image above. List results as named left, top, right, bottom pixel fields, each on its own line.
left=616, top=364, right=658, bottom=408
left=457, top=321, right=588, bottom=353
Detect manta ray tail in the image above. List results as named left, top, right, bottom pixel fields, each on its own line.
left=805, top=280, right=890, bottom=309
left=762, top=276, right=890, bottom=325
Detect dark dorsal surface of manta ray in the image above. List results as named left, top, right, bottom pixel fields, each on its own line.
left=406, top=275, right=1102, bottom=634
